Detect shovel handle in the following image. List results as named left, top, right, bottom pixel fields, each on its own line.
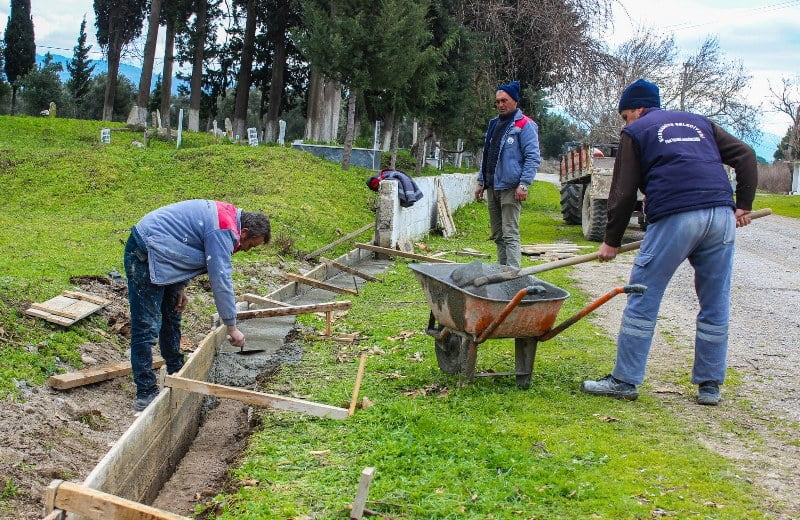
left=473, top=207, right=772, bottom=287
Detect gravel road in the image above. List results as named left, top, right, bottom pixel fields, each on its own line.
left=570, top=212, right=800, bottom=518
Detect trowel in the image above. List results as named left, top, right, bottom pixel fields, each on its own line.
left=228, top=336, right=266, bottom=355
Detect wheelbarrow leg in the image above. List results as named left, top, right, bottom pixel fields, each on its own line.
left=514, top=338, right=538, bottom=389
left=463, top=339, right=478, bottom=382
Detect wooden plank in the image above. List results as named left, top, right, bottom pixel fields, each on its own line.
left=48, top=357, right=166, bottom=390
left=283, top=272, right=358, bottom=295
left=164, top=375, right=349, bottom=420
left=320, top=257, right=380, bottom=282
left=435, top=181, right=456, bottom=238
left=52, top=480, right=189, bottom=520
left=237, top=301, right=353, bottom=320
left=350, top=467, right=376, bottom=519
left=24, top=307, right=74, bottom=326
left=42, top=510, right=65, bottom=520
left=45, top=479, right=62, bottom=513
left=29, top=301, right=83, bottom=319
left=304, top=222, right=374, bottom=260
left=62, top=290, right=112, bottom=306
left=241, top=293, right=293, bottom=308
left=355, top=243, right=455, bottom=263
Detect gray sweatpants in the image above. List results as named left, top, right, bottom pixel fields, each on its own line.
left=486, top=188, right=522, bottom=268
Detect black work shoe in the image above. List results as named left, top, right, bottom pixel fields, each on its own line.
left=697, top=382, right=721, bottom=406
left=134, top=390, right=159, bottom=412
left=581, top=375, right=639, bottom=401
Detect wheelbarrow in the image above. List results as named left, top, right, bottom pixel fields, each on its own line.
left=409, top=262, right=646, bottom=388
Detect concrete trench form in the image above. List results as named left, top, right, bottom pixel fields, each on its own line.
left=59, top=172, right=478, bottom=518
left=68, top=247, right=391, bottom=518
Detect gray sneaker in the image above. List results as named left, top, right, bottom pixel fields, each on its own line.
left=697, top=382, right=720, bottom=406
left=134, top=390, right=159, bottom=412
left=581, top=375, right=639, bottom=401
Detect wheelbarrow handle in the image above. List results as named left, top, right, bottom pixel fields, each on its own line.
left=473, top=208, right=773, bottom=288
left=474, top=286, right=543, bottom=344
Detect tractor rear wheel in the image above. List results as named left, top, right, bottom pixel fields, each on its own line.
left=559, top=183, right=584, bottom=225
left=581, top=188, right=608, bottom=242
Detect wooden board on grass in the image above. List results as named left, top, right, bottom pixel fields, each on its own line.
left=26, top=291, right=111, bottom=326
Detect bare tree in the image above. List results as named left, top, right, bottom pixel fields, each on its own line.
left=768, top=76, right=800, bottom=161
left=556, top=31, right=761, bottom=144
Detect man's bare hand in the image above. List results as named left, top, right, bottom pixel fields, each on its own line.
left=174, top=289, right=188, bottom=312
left=227, top=326, right=245, bottom=348
left=515, top=186, right=528, bottom=202
left=598, top=243, right=619, bottom=262
left=735, top=208, right=752, bottom=228
left=475, top=185, right=485, bottom=202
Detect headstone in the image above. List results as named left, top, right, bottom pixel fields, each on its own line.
left=455, top=138, right=464, bottom=168
left=100, top=129, right=111, bottom=144
left=213, top=120, right=219, bottom=137
left=176, top=109, right=184, bottom=149
left=247, top=127, right=258, bottom=146
left=225, top=118, right=233, bottom=139
left=48, top=102, right=57, bottom=118
left=791, top=161, right=800, bottom=195
left=372, top=120, right=381, bottom=151
left=156, top=109, right=163, bottom=129
left=278, top=120, right=286, bottom=145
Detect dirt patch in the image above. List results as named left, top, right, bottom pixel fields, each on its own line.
left=570, top=215, right=800, bottom=519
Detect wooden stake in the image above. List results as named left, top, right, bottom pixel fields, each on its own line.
left=236, top=301, right=352, bottom=320
left=349, top=353, right=368, bottom=417
left=47, top=480, right=189, bottom=520
left=320, top=257, right=380, bottom=282
left=165, top=375, right=349, bottom=420
left=283, top=273, right=358, bottom=295
left=350, top=467, right=376, bottom=519
left=304, top=222, right=374, bottom=260
left=48, top=356, right=166, bottom=390
left=355, top=243, right=455, bottom=263
left=325, top=311, right=333, bottom=336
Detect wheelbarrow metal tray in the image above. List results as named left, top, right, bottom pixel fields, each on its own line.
left=409, top=263, right=569, bottom=339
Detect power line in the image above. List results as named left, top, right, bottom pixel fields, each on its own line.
left=661, top=0, right=800, bottom=32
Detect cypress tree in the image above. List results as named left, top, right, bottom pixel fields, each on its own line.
left=3, top=0, right=37, bottom=114
left=66, top=16, right=96, bottom=118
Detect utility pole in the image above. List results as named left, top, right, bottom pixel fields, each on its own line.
left=679, top=62, right=690, bottom=111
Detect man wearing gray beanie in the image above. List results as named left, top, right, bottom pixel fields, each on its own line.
left=581, top=78, right=758, bottom=406
left=475, top=80, right=541, bottom=268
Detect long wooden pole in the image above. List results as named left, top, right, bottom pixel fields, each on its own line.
left=348, top=353, right=368, bottom=417
left=237, top=301, right=352, bottom=320
left=304, top=223, right=374, bottom=260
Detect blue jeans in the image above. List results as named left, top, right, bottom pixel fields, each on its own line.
left=611, top=206, right=735, bottom=386
left=124, top=229, right=185, bottom=399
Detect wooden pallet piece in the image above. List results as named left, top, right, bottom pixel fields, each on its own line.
left=350, top=467, right=377, bottom=519
left=355, top=243, right=455, bottom=264
left=304, top=222, right=374, bottom=260
left=283, top=272, right=358, bottom=295
left=435, top=180, right=456, bottom=238
left=48, top=356, right=166, bottom=390
left=45, top=480, right=189, bottom=520
left=25, top=291, right=110, bottom=326
left=236, top=301, right=353, bottom=320
left=164, top=375, right=349, bottom=419
left=320, top=257, right=381, bottom=282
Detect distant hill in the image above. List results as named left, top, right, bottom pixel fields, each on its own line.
left=36, top=53, right=186, bottom=95
left=751, top=132, right=781, bottom=163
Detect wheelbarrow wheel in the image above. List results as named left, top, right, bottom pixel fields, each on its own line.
left=435, top=333, right=471, bottom=376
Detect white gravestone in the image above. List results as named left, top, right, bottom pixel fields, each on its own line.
left=177, top=109, right=184, bottom=149
left=791, top=162, right=800, bottom=195
left=100, top=129, right=111, bottom=144
left=247, top=127, right=259, bottom=146
left=278, top=120, right=286, bottom=145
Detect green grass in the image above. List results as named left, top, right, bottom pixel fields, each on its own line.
left=754, top=192, right=800, bottom=218
left=0, top=115, right=379, bottom=397
left=202, top=183, right=768, bottom=519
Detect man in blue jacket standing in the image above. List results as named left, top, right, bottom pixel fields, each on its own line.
left=475, top=80, right=541, bottom=268
left=581, top=79, right=757, bottom=406
left=124, top=200, right=271, bottom=411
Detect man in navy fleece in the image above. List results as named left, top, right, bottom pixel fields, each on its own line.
left=124, top=200, right=271, bottom=411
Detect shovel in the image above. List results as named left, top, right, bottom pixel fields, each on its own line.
left=466, top=208, right=773, bottom=289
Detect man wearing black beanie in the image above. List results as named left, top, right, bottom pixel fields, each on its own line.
left=475, top=80, right=541, bottom=268
left=581, top=78, right=758, bottom=406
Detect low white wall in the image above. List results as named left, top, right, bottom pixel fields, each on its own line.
left=376, top=173, right=477, bottom=248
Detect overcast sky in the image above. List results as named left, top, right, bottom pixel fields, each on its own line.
left=2, top=0, right=798, bottom=139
